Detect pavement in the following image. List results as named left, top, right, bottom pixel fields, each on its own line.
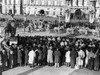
left=2, top=66, right=100, bottom=75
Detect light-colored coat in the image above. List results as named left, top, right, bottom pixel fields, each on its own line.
left=47, top=49, right=53, bottom=63
left=85, top=50, right=89, bottom=65
left=77, top=50, right=85, bottom=66
left=65, top=51, right=71, bottom=63
left=28, top=50, right=36, bottom=64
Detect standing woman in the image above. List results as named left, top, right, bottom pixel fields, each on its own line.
left=65, top=48, right=71, bottom=67
left=47, top=47, right=53, bottom=66
left=54, top=48, right=61, bottom=68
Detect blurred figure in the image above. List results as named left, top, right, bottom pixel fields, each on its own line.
left=65, top=48, right=71, bottom=67
left=88, top=50, right=95, bottom=70
left=77, top=49, right=85, bottom=69
left=9, top=48, right=14, bottom=68
left=54, top=48, right=61, bottom=68
left=70, top=48, right=78, bottom=68
left=2, top=49, right=8, bottom=71
left=47, top=47, right=53, bottom=66
left=17, top=47, right=22, bottom=66
left=85, top=49, right=89, bottom=68
left=94, top=50, right=100, bottom=71
left=25, top=47, right=29, bottom=66
left=0, top=51, right=2, bottom=75
left=28, top=49, right=36, bottom=67
left=38, top=48, right=43, bottom=66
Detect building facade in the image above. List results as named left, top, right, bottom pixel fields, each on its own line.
left=1, top=0, right=100, bottom=22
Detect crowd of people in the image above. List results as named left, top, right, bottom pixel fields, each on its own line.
left=0, top=35, right=100, bottom=74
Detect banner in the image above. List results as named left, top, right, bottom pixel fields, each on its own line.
left=65, top=10, right=70, bottom=23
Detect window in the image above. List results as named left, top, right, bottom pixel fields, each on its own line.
left=48, top=0, right=51, bottom=5
left=54, top=8, right=56, bottom=10
left=60, top=8, right=62, bottom=11
left=47, top=8, right=49, bottom=10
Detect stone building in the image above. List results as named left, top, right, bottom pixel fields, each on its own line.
left=1, top=0, right=100, bottom=22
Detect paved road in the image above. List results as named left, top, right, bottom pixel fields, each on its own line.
left=2, top=66, right=100, bottom=75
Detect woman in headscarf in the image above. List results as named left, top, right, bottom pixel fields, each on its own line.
left=54, top=48, right=61, bottom=68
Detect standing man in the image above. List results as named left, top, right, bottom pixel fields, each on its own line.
left=28, top=49, right=36, bottom=67
left=70, top=48, right=78, bottom=68
left=54, top=48, right=61, bottom=68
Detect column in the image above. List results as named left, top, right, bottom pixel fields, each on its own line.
left=42, top=0, right=45, bottom=5
left=7, top=0, right=9, bottom=5
left=48, top=0, right=50, bottom=6
left=82, top=0, right=84, bottom=6
left=2, top=0, right=5, bottom=4
left=78, top=0, right=82, bottom=6
left=73, top=0, right=77, bottom=6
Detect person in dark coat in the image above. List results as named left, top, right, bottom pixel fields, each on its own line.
left=9, top=48, right=14, bottom=69
left=70, top=48, right=78, bottom=68
left=2, top=49, right=8, bottom=71
left=38, top=47, right=43, bottom=66
left=17, top=47, right=22, bottom=66
left=25, top=47, right=29, bottom=66
left=11, top=44, right=17, bottom=67
left=42, top=45, right=47, bottom=65
left=94, top=50, right=100, bottom=71
left=54, top=48, right=61, bottom=67
left=88, top=49, right=95, bottom=70
left=0, top=51, right=2, bottom=75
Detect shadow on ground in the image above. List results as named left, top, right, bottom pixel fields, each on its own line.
left=18, top=65, right=46, bottom=75
left=69, top=69, right=100, bottom=75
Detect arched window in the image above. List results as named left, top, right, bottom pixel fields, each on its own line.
left=48, top=0, right=51, bottom=5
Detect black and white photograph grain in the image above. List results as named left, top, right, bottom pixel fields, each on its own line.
left=0, top=0, right=100, bottom=75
